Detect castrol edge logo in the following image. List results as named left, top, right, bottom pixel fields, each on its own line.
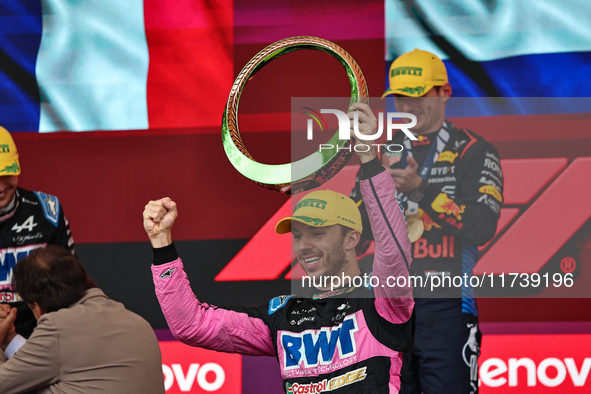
left=286, top=367, right=367, bottom=394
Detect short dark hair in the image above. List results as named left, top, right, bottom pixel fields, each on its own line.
left=339, top=224, right=354, bottom=237
left=13, top=245, right=96, bottom=313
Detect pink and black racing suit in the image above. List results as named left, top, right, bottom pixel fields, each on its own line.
left=151, top=160, right=414, bottom=393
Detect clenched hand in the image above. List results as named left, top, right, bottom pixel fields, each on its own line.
left=143, top=198, right=178, bottom=248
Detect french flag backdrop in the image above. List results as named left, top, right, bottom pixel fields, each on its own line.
left=4, top=0, right=589, bottom=133
left=1, top=0, right=232, bottom=133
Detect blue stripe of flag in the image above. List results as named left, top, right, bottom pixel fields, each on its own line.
left=446, top=51, right=591, bottom=98
left=0, top=2, right=42, bottom=132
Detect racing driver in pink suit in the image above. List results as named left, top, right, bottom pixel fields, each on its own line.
left=143, top=103, right=414, bottom=393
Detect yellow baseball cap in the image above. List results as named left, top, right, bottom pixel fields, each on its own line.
left=0, top=126, right=21, bottom=176
left=382, top=49, right=448, bottom=98
left=276, top=190, right=362, bottom=234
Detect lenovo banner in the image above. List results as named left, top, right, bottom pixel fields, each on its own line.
left=158, top=333, right=591, bottom=393
left=480, top=334, right=591, bottom=392
left=160, top=341, right=241, bottom=393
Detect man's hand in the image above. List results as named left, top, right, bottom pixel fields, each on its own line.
left=143, top=198, right=178, bottom=248
left=0, top=304, right=17, bottom=349
left=348, top=102, right=377, bottom=164
left=382, top=155, right=423, bottom=193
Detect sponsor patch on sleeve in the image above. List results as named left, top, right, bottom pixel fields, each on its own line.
left=34, top=192, right=60, bottom=227
left=159, top=267, right=177, bottom=279
left=268, top=295, right=293, bottom=315
left=437, top=150, right=459, bottom=163
left=479, top=185, right=503, bottom=202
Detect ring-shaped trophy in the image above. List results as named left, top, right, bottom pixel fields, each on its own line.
left=222, top=36, right=368, bottom=194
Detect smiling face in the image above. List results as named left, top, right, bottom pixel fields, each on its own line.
left=394, top=84, right=451, bottom=135
left=0, top=175, right=18, bottom=209
left=291, top=222, right=360, bottom=285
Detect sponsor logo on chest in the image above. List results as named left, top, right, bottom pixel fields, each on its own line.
left=1, top=244, right=46, bottom=289
left=280, top=314, right=359, bottom=371
left=414, top=236, right=455, bottom=259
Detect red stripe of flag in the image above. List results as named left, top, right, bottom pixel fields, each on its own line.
left=144, top=0, right=234, bottom=130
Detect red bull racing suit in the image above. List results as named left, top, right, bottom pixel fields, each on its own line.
left=151, top=161, right=415, bottom=393
left=351, top=121, right=503, bottom=394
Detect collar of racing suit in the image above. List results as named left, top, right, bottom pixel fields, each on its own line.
left=0, top=193, right=18, bottom=222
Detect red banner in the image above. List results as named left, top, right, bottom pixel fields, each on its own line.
left=480, top=334, right=591, bottom=392
left=160, top=341, right=242, bottom=393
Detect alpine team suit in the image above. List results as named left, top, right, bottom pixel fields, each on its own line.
left=0, top=188, right=76, bottom=338
left=152, top=160, right=415, bottom=393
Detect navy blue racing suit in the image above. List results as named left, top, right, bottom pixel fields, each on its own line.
left=351, top=121, right=503, bottom=393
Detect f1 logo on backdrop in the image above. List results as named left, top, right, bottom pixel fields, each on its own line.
left=215, top=158, right=591, bottom=283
